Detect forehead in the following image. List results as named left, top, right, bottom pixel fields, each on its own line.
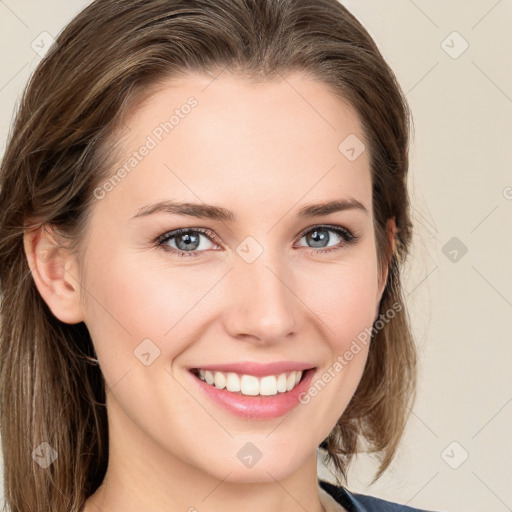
left=96, top=71, right=372, bottom=222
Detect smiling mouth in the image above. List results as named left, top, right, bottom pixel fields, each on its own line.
left=190, top=367, right=313, bottom=397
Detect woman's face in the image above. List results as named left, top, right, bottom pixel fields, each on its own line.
left=76, top=71, right=389, bottom=483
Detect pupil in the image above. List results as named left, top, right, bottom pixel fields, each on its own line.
left=308, top=229, right=328, bottom=248
left=177, top=233, right=199, bottom=251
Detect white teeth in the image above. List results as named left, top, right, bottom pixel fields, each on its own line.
left=286, top=372, right=296, bottom=391
left=276, top=373, right=288, bottom=392
left=259, top=375, right=278, bottom=396
left=226, top=372, right=241, bottom=392
left=240, top=375, right=260, bottom=396
left=214, top=372, right=226, bottom=389
left=195, top=369, right=305, bottom=396
left=204, top=370, right=214, bottom=385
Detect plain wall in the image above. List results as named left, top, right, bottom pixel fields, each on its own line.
left=1, top=1, right=511, bottom=511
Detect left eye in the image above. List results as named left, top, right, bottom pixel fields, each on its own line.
left=295, top=225, right=355, bottom=252
left=156, top=225, right=357, bottom=258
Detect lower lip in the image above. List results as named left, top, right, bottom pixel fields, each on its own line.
left=189, top=368, right=317, bottom=420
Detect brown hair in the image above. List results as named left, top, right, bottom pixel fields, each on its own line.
left=0, top=0, right=416, bottom=510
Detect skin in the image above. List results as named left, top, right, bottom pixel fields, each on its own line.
left=24, top=71, right=395, bottom=512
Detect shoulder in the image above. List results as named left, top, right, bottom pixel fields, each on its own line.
left=318, top=479, right=441, bottom=512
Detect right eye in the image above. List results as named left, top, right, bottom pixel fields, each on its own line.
left=155, top=228, right=221, bottom=258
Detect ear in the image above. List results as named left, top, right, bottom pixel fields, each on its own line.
left=376, top=217, right=397, bottom=301
left=23, top=225, right=85, bottom=324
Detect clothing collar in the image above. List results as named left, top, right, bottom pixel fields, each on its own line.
left=318, top=478, right=368, bottom=512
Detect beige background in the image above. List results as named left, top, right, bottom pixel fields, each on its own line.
left=1, top=1, right=511, bottom=511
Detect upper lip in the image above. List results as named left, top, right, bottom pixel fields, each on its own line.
left=190, top=361, right=316, bottom=377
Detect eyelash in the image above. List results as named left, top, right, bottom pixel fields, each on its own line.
left=155, top=224, right=359, bottom=259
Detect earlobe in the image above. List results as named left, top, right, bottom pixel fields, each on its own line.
left=23, top=225, right=85, bottom=324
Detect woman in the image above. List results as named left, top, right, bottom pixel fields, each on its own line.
left=0, top=0, right=435, bottom=511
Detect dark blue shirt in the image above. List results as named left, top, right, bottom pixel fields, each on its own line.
left=319, top=479, right=440, bottom=511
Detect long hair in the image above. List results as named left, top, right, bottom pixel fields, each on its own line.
left=0, top=0, right=416, bottom=510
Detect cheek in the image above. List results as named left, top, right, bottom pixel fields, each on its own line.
left=80, top=247, right=224, bottom=380
left=298, top=252, right=380, bottom=349
left=286, top=256, right=380, bottom=444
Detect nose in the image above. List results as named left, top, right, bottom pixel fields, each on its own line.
left=222, top=253, right=300, bottom=345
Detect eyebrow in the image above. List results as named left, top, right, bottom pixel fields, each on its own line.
left=131, top=198, right=369, bottom=222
